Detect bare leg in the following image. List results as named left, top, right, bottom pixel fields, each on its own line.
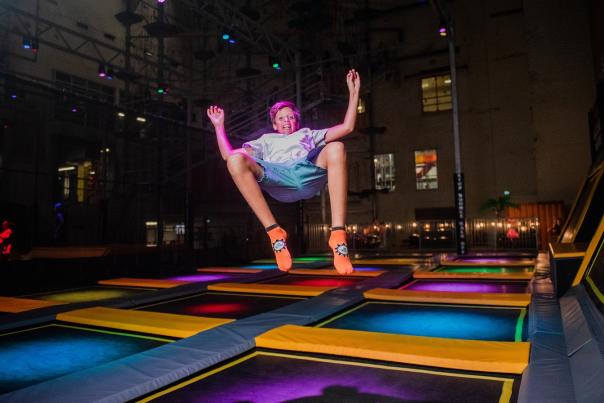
left=315, top=142, right=347, bottom=226
left=315, top=142, right=353, bottom=274
left=226, top=153, right=277, bottom=228
left=226, top=153, right=292, bottom=271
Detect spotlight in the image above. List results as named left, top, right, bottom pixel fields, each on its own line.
left=30, top=38, right=39, bottom=53
left=22, top=36, right=32, bottom=49
left=98, top=63, right=107, bottom=78
left=222, top=32, right=236, bottom=44
left=9, top=93, right=17, bottom=100
left=71, top=106, right=79, bottom=113
left=438, top=24, right=447, bottom=37
left=269, top=56, right=282, bottom=70
left=157, top=0, right=166, bottom=3
left=136, top=116, right=147, bottom=123
left=117, top=112, right=126, bottom=118
left=156, top=82, right=169, bottom=95
left=106, top=67, right=114, bottom=80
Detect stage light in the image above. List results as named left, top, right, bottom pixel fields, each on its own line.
left=439, top=24, right=447, bottom=37
left=22, top=36, right=32, bottom=49
left=222, top=32, right=236, bottom=44
left=98, top=63, right=106, bottom=77
left=30, top=38, right=39, bottom=53
left=117, top=112, right=126, bottom=118
left=106, top=67, right=114, bottom=80
left=157, top=0, right=166, bottom=3
left=136, top=116, right=147, bottom=123
left=71, top=106, right=79, bottom=113
left=269, top=56, right=282, bottom=70
left=9, top=93, right=17, bottom=100
left=156, top=82, right=169, bottom=94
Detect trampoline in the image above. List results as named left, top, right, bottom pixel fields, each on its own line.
left=316, top=301, right=527, bottom=341
left=401, top=279, right=531, bottom=294
left=136, top=291, right=305, bottom=319
left=257, top=274, right=365, bottom=287
left=435, top=266, right=534, bottom=274
left=22, top=285, right=155, bottom=303
left=165, top=272, right=251, bottom=282
left=138, top=349, right=520, bottom=403
left=0, top=323, right=171, bottom=394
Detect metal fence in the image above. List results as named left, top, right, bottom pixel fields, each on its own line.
left=305, top=218, right=540, bottom=252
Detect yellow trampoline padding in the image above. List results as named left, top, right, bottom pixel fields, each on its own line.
left=207, top=282, right=334, bottom=296
left=197, top=267, right=263, bottom=274
left=350, top=258, right=427, bottom=265
left=256, top=325, right=530, bottom=374
left=363, top=288, right=531, bottom=307
left=98, top=278, right=190, bottom=288
left=0, top=297, right=65, bottom=313
left=415, top=271, right=533, bottom=280
left=440, top=259, right=535, bottom=267
left=289, top=268, right=385, bottom=277
left=548, top=242, right=587, bottom=259
left=57, top=307, right=233, bottom=338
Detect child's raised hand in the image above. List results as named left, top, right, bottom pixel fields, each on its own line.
left=346, top=69, right=360, bottom=93
left=206, top=105, right=225, bottom=127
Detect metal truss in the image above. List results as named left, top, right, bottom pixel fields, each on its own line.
left=0, top=2, right=191, bottom=93
left=177, top=0, right=296, bottom=65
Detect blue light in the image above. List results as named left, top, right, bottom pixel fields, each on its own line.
left=228, top=38, right=236, bottom=44
left=222, top=33, right=230, bottom=40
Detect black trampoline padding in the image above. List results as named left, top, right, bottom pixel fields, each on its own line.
left=258, top=275, right=365, bottom=287
left=137, top=292, right=305, bottom=319
left=140, top=350, right=519, bottom=402
left=0, top=324, right=169, bottom=394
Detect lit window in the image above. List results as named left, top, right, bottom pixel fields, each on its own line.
left=415, top=149, right=438, bottom=190
left=374, top=153, right=396, bottom=191
left=421, top=75, right=452, bottom=112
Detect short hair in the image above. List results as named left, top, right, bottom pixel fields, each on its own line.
left=269, top=101, right=300, bottom=123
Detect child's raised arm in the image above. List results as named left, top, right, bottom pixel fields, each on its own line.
left=207, top=105, right=248, bottom=160
left=325, top=69, right=361, bottom=143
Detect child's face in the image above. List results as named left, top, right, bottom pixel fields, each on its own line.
left=272, top=107, right=299, bottom=134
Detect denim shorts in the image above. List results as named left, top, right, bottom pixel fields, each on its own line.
left=253, top=154, right=327, bottom=203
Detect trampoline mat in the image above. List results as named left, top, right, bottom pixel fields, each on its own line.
left=25, top=286, right=154, bottom=303
left=0, top=324, right=169, bottom=393
left=402, top=280, right=530, bottom=294
left=141, top=350, right=519, bottom=402
left=166, top=273, right=249, bottom=282
left=258, top=275, right=364, bottom=287
left=435, top=267, right=534, bottom=274
left=318, top=301, right=527, bottom=341
left=137, top=292, right=304, bottom=319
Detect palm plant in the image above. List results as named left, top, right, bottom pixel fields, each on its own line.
left=480, top=193, right=519, bottom=218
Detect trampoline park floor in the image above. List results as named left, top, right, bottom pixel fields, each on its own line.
left=315, top=300, right=528, bottom=341
left=0, top=322, right=172, bottom=394
left=137, top=349, right=520, bottom=403
left=135, top=291, right=305, bottom=319
left=401, top=279, right=531, bottom=294
left=21, top=285, right=156, bottom=303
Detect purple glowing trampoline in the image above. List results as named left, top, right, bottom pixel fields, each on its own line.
left=401, top=279, right=530, bottom=294
left=142, top=351, right=519, bottom=402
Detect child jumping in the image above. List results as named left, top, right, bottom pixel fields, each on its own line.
left=207, top=69, right=361, bottom=274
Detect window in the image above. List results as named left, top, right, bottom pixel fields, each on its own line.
left=374, top=153, right=396, bottom=191
left=421, top=75, right=452, bottom=112
left=415, top=149, right=438, bottom=190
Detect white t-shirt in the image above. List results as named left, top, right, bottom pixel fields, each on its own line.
left=242, top=128, right=328, bottom=164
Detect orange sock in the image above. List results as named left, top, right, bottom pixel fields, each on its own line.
left=329, top=228, right=353, bottom=275
left=267, top=226, right=292, bottom=272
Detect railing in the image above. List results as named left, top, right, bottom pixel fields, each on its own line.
left=305, top=218, right=540, bottom=252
